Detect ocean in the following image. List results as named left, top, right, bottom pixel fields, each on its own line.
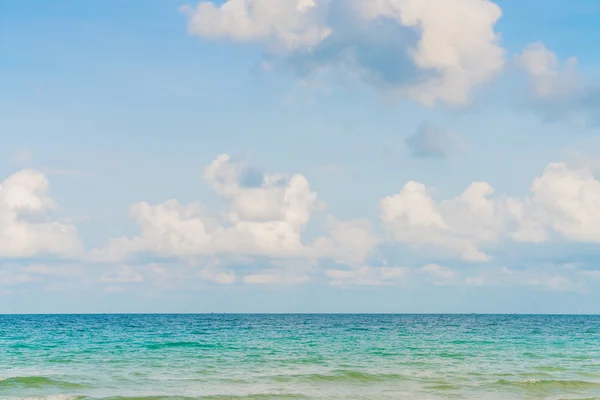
left=0, top=314, right=599, bottom=399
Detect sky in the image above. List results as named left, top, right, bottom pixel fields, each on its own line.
left=1, top=0, right=600, bottom=314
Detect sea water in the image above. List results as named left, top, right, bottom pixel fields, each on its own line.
left=1, top=314, right=599, bottom=399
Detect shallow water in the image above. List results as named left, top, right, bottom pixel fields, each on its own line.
left=1, top=314, right=599, bottom=399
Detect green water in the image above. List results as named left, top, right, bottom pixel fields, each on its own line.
left=1, top=314, right=599, bottom=399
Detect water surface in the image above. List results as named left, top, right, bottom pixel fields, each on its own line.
left=1, top=314, right=599, bottom=399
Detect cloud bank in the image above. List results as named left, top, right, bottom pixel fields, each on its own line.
left=90, top=154, right=376, bottom=266
left=4, top=154, right=600, bottom=289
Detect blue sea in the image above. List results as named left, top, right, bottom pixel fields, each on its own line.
left=1, top=314, right=599, bottom=400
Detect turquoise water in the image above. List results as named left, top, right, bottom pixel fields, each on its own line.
left=1, top=315, right=599, bottom=400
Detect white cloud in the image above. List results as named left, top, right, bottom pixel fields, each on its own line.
left=503, top=197, right=547, bottom=243
left=201, top=267, right=237, bottom=284
left=92, top=154, right=318, bottom=260
left=379, top=161, right=600, bottom=261
left=419, top=263, right=456, bottom=285
left=357, top=0, right=505, bottom=105
left=522, top=162, right=600, bottom=243
left=183, top=0, right=505, bottom=106
left=326, top=265, right=407, bottom=286
left=87, top=199, right=213, bottom=261
left=92, top=155, right=375, bottom=266
left=484, top=162, right=600, bottom=245
left=202, top=155, right=320, bottom=255
left=0, top=170, right=83, bottom=258
left=514, top=42, right=600, bottom=124
left=379, top=181, right=497, bottom=261
left=181, top=0, right=331, bottom=51
left=88, top=154, right=600, bottom=283
left=313, top=216, right=378, bottom=265
left=515, top=42, right=581, bottom=101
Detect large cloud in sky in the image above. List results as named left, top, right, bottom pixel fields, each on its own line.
left=182, top=0, right=600, bottom=120
left=91, top=154, right=377, bottom=265
left=379, top=162, right=600, bottom=261
left=90, top=153, right=600, bottom=273
left=182, top=0, right=505, bottom=106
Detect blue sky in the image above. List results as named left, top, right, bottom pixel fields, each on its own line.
left=1, top=0, right=600, bottom=313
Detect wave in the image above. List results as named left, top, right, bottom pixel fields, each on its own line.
left=534, top=365, right=569, bottom=372
left=497, top=378, right=600, bottom=389
left=272, top=369, right=407, bottom=383
left=96, top=397, right=199, bottom=400
left=0, top=376, right=87, bottom=389
left=99, top=396, right=308, bottom=400
left=12, top=397, right=84, bottom=400
left=200, top=396, right=308, bottom=400
left=11, top=396, right=84, bottom=400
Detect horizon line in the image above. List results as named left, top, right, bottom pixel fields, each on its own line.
left=0, top=312, right=596, bottom=316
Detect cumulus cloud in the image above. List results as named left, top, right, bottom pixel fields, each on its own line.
left=87, top=151, right=600, bottom=287
left=313, top=216, right=378, bottom=265
left=419, top=263, right=457, bottom=285
left=92, top=155, right=317, bottom=260
left=183, top=0, right=505, bottom=106
left=379, top=161, right=600, bottom=262
left=0, top=170, right=82, bottom=258
left=356, top=0, right=504, bottom=105
left=518, top=162, right=600, bottom=243
left=379, top=180, right=499, bottom=261
left=405, top=122, right=459, bottom=158
left=514, top=42, right=599, bottom=123
left=92, top=155, right=375, bottom=266
left=515, top=42, right=581, bottom=102
left=181, top=0, right=331, bottom=51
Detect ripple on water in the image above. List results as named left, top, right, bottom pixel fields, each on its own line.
left=11, top=396, right=84, bottom=400
left=98, top=396, right=309, bottom=400
left=497, top=378, right=600, bottom=389
left=0, top=376, right=88, bottom=390
left=271, top=369, right=408, bottom=384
